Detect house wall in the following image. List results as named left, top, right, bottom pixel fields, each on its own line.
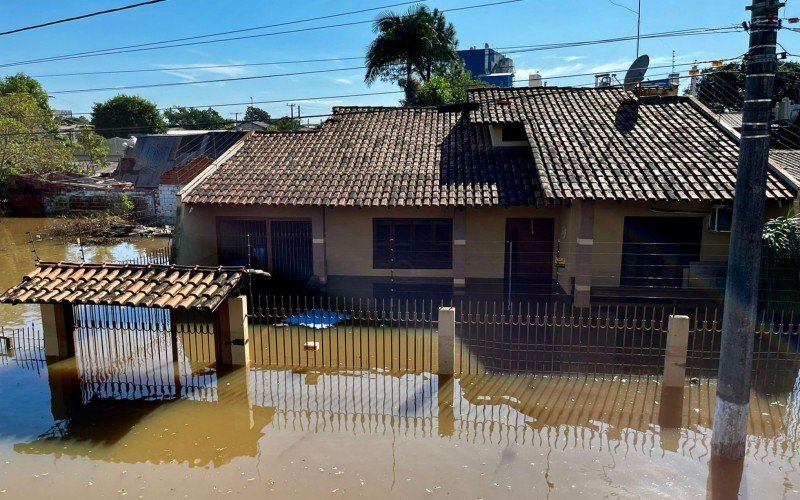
left=590, top=200, right=790, bottom=288
left=176, top=199, right=792, bottom=292
left=177, top=203, right=571, bottom=281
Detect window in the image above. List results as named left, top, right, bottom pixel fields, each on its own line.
left=708, top=205, right=733, bottom=232
left=373, top=218, right=452, bottom=269
left=501, top=123, right=528, bottom=142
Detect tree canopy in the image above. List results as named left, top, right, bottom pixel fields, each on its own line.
left=0, top=93, right=75, bottom=181
left=694, top=62, right=800, bottom=113
left=0, top=73, right=51, bottom=111
left=91, top=94, right=165, bottom=138
left=365, top=5, right=458, bottom=104
left=164, top=106, right=229, bottom=130
left=411, top=66, right=489, bottom=106
left=243, top=105, right=271, bottom=122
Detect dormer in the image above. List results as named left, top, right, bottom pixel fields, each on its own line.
left=489, top=122, right=529, bottom=147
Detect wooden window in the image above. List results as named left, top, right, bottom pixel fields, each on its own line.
left=373, top=218, right=453, bottom=269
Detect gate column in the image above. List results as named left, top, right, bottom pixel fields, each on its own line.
left=41, top=303, right=75, bottom=360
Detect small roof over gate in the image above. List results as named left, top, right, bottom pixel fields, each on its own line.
left=0, top=262, right=264, bottom=311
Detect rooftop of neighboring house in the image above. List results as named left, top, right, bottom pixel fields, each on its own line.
left=114, top=130, right=248, bottom=189
left=769, top=149, right=800, bottom=183
left=182, top=87, right=798, bottom=207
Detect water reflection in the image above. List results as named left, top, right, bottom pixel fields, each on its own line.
left=1, top=328, right=799, bottom=496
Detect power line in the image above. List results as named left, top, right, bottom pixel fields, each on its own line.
left=31, top=56, right=742, bottom=116
left=0, top=1, right=167, bottom=37
left=0, top=0, right=522, bottom=69
left=47, top=66, right=366, bottom=95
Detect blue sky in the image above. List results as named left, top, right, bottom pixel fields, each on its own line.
left=0, top=0, right=793, bottom=123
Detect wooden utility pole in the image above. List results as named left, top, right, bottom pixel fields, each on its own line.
left=711, top=0, right=782, bottom=460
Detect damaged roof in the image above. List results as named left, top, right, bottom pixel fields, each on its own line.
left=182, top=87, right=797, bottom=206
left=0, top=262, right=258, bottom=311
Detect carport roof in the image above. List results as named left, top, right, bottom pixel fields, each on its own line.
left=0, top=262, right=268, bottom=311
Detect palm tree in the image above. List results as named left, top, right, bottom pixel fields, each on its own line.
left=365, top=5, right=457, bottom=105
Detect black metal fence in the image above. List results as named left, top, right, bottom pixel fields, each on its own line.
left=247, top=296, right=438, bottom=372
left=0, top=325, right=45, bottom=372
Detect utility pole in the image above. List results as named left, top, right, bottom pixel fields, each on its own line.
left=636, top=0, right=641, bottom=58
left=296, top=106, right=301, bottom=131
left=711, top=0, right=782, bottom=461
left=287, top=103, right=295, bottom=130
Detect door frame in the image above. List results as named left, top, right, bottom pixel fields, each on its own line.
left=215, top=216, right=313, bottom=276
left=503, top=217, right=556, bottom=284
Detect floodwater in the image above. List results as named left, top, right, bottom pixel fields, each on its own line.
left=0, top=217, right=168, bottom=327
left=1, top=326, right=799, bottom=498
left=0, top=218, right=799, bottom=497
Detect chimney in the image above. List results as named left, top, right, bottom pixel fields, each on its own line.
left=529, top=72, right=542, bottom=87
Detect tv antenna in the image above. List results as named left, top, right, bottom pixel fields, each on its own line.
left=623, top=54, right=650, bottom=92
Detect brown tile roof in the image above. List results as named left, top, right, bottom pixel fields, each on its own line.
left=183, top=107, right=545, bottom=207
left=769, top=149, right=800, bottom=183
left=0, top=263, right=254, bottom=311
left=467, top=87, right=795, bottom=202
left=183, top=88, right=796, bottom=207
left=160, top=155, right=215, bottom=186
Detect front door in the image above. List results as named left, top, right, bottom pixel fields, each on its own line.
left=504, top=218, right=555, bottom=287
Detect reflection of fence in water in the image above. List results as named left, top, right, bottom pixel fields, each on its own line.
left=0, top=326, right=45, bottom=372
left=248, top=297, right=439, bottom=373
left=73, top=305, right=217, bottom=402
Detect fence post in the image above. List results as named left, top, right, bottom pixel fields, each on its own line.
left=41, top=303, right=75, bottom=360
left=438, top=307, right=455, bottom=376
left=659, top=314, right=690, bottom=431
left=218, top=296, right=250, bottom=366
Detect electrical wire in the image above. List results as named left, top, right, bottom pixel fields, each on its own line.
left=0, top=0, right=523, bottom=69
left=0, top=1, right=166, bottom=37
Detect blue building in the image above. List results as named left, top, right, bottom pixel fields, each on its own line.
left=457, top=43, right=515, bottom=87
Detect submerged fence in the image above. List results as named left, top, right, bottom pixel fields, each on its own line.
left=2, top=296, right=798, bottom=385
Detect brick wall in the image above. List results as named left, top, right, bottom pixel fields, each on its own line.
left=156, top=184, right=181, bottom=225
left=44, top=191, right=156, bottom=222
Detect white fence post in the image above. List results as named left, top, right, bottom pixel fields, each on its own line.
left=438, top=307, right=455, bottom=375
left=660, top=314, right=690, bottom=432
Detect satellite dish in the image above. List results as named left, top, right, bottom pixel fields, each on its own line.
left=623, top=54, right=650, bottom=91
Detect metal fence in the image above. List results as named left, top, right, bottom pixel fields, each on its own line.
left=248, top=296, right=439, bottom=372
left=246, top=296, right=800, bottom=382
left=0, top=325, right=45, bottom=371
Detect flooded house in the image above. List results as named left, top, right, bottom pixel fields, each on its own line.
left=174, top=87, right=798, bottom=305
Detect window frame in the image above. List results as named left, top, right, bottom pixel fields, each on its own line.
left=373, top=218, right=453, bottom=270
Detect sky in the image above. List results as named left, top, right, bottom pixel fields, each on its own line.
left=0, top=0, right=794, bottom=124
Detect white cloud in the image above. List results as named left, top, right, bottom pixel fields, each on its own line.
left=333, top=77, right=354, bottom=85
left=157, top=63, right=248, bottom=83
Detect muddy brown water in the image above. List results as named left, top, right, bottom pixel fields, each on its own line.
left=0, top=217, right=168, bottom=328
left=0, top=218, right=799, bottom=497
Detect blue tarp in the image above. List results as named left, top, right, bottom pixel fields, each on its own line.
left=283, top=309, right=350, bottom=329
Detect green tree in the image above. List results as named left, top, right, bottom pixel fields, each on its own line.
left=243, top=105, right=271, bottom=122
left=0, top=93, right=75, bottom=184
left=164, top=106, right=229, bottom=130
left=268, top=116, right=300, bottom=132
left=74, top=128, right=109, bottom=173
left=365, top=5, right=458, bottom=105
left=694, top=62, right=800, bottom=113
left=0, top=73, right=50, bottom=111
left=91, top=94, right=165, bottom=138
left=760, top=210, right=800, bottom=315
left=412, top=67, right=489, bottom=106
